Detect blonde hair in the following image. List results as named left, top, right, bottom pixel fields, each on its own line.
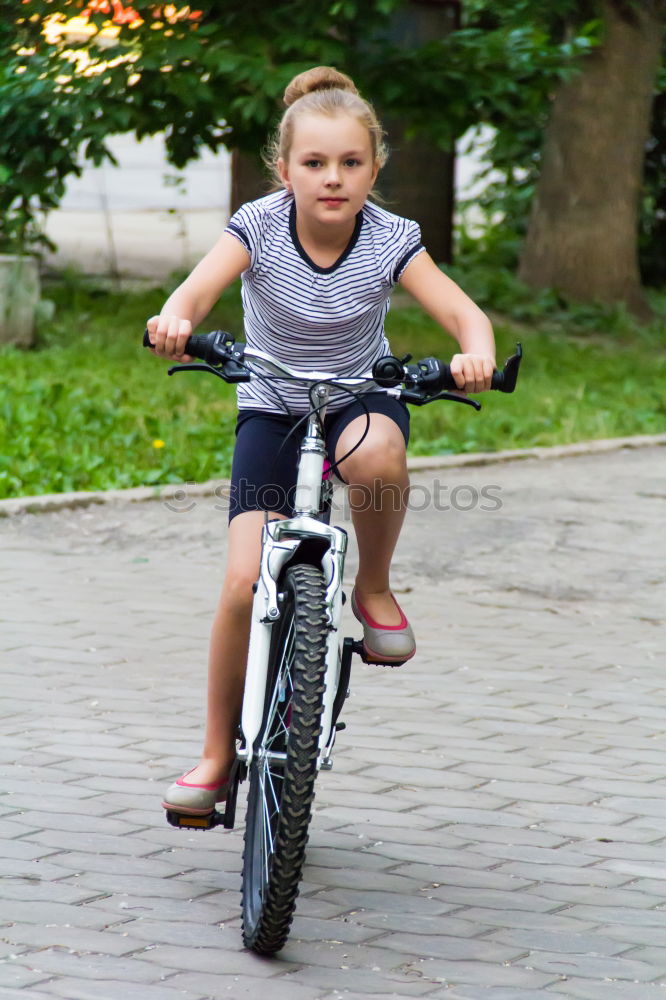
left=266, top=66, right=388, bottom=186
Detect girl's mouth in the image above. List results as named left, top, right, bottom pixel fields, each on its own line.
left=319, top=198, right=346, bottom=204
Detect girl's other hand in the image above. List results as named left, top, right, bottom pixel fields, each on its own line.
left=449, top=353, right=495, bottom=394
left=146, top=315, right=194, bottom=363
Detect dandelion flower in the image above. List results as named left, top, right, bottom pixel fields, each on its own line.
left=152, top=439, right=165, bottom=449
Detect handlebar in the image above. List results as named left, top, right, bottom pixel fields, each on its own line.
left=143, top=329, right=522, bottom=405
left=372, top=348, right=522, bottom=395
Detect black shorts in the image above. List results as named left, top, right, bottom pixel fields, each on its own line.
left=227, top=392, right=410, bottom=522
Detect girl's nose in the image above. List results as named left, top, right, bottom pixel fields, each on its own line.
left=324, top=166, right=341, bottom=186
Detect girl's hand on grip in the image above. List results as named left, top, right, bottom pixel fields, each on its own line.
left=449, top=353, right=495, bottom=394
left=146, top=315, right=194, bottom=363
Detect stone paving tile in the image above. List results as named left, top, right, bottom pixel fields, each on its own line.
left=447, top=909, right=598, bottom=934
left=166, top=973, right=329, bottom=999
left=594, top=926, right=666, bottom=950
left=545, top=981, right=666, bottom=999
left=0, top=922, right=144, bottom=957
left=307, top=805, right=441, bottom=830
left=548, top=905, right=665, bottom=928
left=388, top=864, right=535, bottom=893
left=131, top=940, right=301, bottom=977
left=279, top=963, right=441, bottom=995
left=319, top=994, right=438, bottom=1000
left=19, top=980, right=209, bottom=1000
left=392, top=957, right=560, bottom=990
left=423, top=885, right=562, bottom=913
left=432, top=989, right=552, bottom=1000
left=0, top=900, right=116, bottom=930
left=345, top=911, right=490, bottom=939
left=514, top=950, right=666, bottom=982
left=0, top=877, right=107, bottom=906
left=0, top=990, right=76, bottom=1000
left=486, top=926, right=636, bottom=958
left=79, top=892, right=241, bottom=924
left=368, top=932, right=525, bottom=964
left=626, top=948, right=666, bottom=970
left=0, top=951, right=163, bottom=984
left=491, top=862, right=631, bottom=888
left=328, top=823, right=471, bottom=850
left=0, top=966, right=52, bottom=990
left=18, top=828, right=161, bottom=857
left=521, top=882, right=666, bottom=909
left=441, top=824, right=567, bottom=849
left=534, top=821, right=666, bottom=844
left=621, top=876, right=666, bottom=899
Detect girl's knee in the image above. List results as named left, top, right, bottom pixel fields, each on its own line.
left=343, top=434, right=406, bottom=486
left=222, top=563, right=258, bottom=610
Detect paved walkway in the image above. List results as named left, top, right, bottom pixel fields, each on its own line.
left=0, top=444, right=665, bottom=1000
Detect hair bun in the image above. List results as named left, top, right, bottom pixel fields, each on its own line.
left=283, top=66, right=358, bottom=107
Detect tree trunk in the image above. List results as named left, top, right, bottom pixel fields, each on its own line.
left=518, top=1, right=664, bottom=317
left=379, top=0, right=459, bottom=264
left=230, top=149, right=270, bottom=215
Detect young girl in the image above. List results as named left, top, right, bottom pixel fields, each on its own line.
left=147, top=66, right=496, bottom=816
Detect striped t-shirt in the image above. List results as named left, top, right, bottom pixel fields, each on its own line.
left=225, top=189, right=425, bottom=414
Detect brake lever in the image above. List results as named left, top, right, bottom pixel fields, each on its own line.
left=401, top=389, right=482, bottom=410
left=167, top=362, right=250, bottom=383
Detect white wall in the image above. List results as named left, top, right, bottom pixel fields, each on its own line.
left=45, top=129, right=494, bottom=279
left=45, top=133, right=231, bottom=279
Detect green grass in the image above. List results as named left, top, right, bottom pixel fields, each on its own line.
left=1, top=272, right=664, bottom=500
left=386, top=298, right=666, bottom=456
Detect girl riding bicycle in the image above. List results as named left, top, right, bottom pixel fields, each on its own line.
left=147, top=65, right=496, bottom=816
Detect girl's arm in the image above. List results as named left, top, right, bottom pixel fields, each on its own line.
left=147, top=233, right=251, bottom=361
left=398, top=251, right=495, bottom=393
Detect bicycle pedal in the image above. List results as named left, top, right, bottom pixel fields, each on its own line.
left=165, top=809, right=224, bottom=831
left=352, top=639, right=407, bottom=668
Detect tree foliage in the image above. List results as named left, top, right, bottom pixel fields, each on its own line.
left=2, top=0, right=663, bottom=288
left=2, top=0, right=601, bottom=252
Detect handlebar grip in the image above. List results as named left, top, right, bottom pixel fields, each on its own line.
left=143, top=328, right=212, bottom=360
left=435, top=346, right=522, bottom=393
left=402, top=344, right=522, bottom=395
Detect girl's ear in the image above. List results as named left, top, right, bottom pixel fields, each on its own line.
left=277, top=157, right=291, bottom=191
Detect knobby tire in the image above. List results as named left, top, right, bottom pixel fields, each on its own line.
left=241, top=563, right=329, bottom=955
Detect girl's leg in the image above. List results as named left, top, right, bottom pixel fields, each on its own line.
left=184, top=509, right=285, bottom=786
left=334, top=413, right=409, bottom=626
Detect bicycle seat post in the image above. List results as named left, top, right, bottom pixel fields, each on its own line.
left=292, top=384, right=329, bottom=517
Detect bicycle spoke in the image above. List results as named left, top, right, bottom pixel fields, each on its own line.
left=260, top=771, right=273, bottom=886
left=264, top=621, right=295, bottom=753
left=258, top=755, right=285, bottom=888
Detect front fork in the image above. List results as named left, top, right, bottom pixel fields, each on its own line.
left=164, top=520, right=351, bottom=832
left=238, top=516, right=349, bottom=770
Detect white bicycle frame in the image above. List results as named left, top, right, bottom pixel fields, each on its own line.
left=235, top=350, right=377, bottom=772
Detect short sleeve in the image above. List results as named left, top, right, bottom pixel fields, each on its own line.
left=224, top=201, right=262, bottom=268
left=391, top=219, right=425, bottom=284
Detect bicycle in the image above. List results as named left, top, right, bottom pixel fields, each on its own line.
left=143, top=328, right=522, bottom=954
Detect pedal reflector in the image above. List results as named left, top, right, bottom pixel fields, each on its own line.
left=179, top=814, right=212, bottom=828
left=165, top=809, right=216, bottom=830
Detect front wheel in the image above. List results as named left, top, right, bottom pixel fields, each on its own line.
left=241, top=562, right=329, bottom=955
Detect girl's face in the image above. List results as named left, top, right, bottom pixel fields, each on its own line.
left=278, top=112, right=379, bottom=230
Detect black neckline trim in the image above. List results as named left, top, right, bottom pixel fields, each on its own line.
left=289, top=202, right=363, bottom=274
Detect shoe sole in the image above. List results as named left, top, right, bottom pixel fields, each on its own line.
left=363, top=641, right=416, bottom=665
left=161, top=799, right=224, bottom=817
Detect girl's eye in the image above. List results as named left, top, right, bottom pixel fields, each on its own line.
left=345, top=158, right=361, bottom=167
left=304, top=159, right=321, bottom=168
